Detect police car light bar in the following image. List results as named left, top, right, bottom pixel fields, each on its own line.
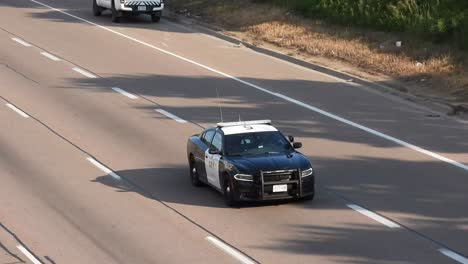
left=217, top=120, right=272, bottom=127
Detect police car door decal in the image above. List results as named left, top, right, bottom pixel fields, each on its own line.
left=204, top=149, right=221, bottom=190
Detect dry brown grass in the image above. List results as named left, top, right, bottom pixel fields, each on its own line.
left=170, top=0, right=468, bottom=105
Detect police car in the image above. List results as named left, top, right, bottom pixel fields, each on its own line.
left=93, top=0, right=164, bottom=23
left=186, top=120, right=315, bottom=206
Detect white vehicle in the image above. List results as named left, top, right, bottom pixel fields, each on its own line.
left=93, top=0, right=164, bottom=23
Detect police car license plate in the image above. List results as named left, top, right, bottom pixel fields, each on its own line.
left=273, top=184, right=287, bottom=192
left=138, top=6, right=146, bottom=11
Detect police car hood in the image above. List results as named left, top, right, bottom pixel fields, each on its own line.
left=228, top=152, right=310, bottom=174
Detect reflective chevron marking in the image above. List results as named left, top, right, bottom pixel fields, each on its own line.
left=125, top=0, right=160, bottom=5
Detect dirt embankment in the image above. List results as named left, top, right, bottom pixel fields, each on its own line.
left=167, top=0, right=468, bottom=116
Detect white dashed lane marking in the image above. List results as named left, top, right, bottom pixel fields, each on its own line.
left=5, top=103, right=29, bottom=118
left=347, top=204, right=401, bottom=228
left=206, top=236, right=256, bottom=264
left=72, top=67, right=97, bottom=78
left=87, top=157, right=121, bottom=180
left=439, top=249, right=468, bottom=264
left=112, top=87, right=138, bottom=99
left=11, top=37, right=31, bottom=47
left=17, top=245, right=42, bottom=264
left=40, top=52, right=61, bottom=61
left=155, top=109, right=187, bottom=123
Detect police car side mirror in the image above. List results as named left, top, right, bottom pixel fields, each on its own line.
left=293, top=142, right=302, bottom=149
left=209, top=148, right=221, bottom=155
left=288, top=135, right=295, bottom=142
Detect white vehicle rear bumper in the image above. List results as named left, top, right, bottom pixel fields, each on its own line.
left=119, top=3, right=164, bottom=12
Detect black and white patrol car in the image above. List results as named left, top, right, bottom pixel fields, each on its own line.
left=186, top=120, right=315, bottom=206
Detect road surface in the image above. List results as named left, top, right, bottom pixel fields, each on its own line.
left=0, top=0, right=467, bottom=263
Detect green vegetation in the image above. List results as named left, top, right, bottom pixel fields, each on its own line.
left=255, top=0, right=468, bottom=47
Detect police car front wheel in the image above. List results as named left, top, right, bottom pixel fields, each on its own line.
left=189, top=161, right=203, bottom=187
left=223, top=179, right=238, bottom=207
left=300, top=193, right=315, bottom=202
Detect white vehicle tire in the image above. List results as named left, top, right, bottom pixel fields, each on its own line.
left=111, top=1, right=121, bottom=23
left=92, top=0, right=102, bottom=16
left=151, top=14, right=161, bottom=23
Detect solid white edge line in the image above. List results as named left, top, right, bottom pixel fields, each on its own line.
left=72, top=67, right=97, bottom=78
left=347, top=204, right=401, bottom=228
left=440, top=248, right=468, bottom=264
left=206, top=236, right=256, bottom=264
left=17, top=245, right=42, bottom=264
left=112, top=87, right=138, bottom=99
left=30, top=0, right=468, bottom=173
left=5, top=103, right=29, bottom=118
left=40, top=51, right=61, bottom=61
left=86, top=157, right=121, bottom=180
left=11, top=37, right=31, bottom=47
left=155, top=109, right=187, bottom=123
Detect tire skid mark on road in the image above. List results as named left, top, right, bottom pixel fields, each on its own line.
left=28, top=0, right=468, bottom=173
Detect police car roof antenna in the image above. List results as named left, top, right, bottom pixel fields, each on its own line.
left=215, top=86, right=224, bottom=123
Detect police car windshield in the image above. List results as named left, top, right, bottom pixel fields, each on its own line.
left=225, top=131, right=293, bottom=156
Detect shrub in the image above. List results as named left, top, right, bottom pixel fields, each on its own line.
left=254, top=0, right=468, bottom=48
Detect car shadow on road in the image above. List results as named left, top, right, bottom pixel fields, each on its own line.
left=92, top=166, right=311, bottom=209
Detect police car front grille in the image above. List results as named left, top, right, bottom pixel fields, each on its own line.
left=262, top=170, right=298, bottom=182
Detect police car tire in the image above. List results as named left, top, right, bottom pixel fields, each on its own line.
left=93, top=0, right=102, bottom=16
left=189, top=161, right=203, bottom=187
left=301, top=193, right=315, bottom=201
left=224, top=179, right=237, bottom=207
left=111, top=1, right=121, bottom=23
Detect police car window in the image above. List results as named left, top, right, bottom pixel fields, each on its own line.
left=225, top=131, right=292, bottom=156
left=210, top=131, right=223, bottom=152
left=201, top=130, right=215, bottom=146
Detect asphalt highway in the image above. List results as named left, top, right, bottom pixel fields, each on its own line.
left=1, top=0, right=468, bottom=263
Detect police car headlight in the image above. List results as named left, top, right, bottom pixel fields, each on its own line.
left=301, top=168, right=313, bottom=178
left=234, top=174, right=253, bottom=182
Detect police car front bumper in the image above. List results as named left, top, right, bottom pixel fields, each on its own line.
left=233, top=173, right=315, bottom=201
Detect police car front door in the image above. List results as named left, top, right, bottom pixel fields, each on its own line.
left=205, top=131, right=222, bottom=190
